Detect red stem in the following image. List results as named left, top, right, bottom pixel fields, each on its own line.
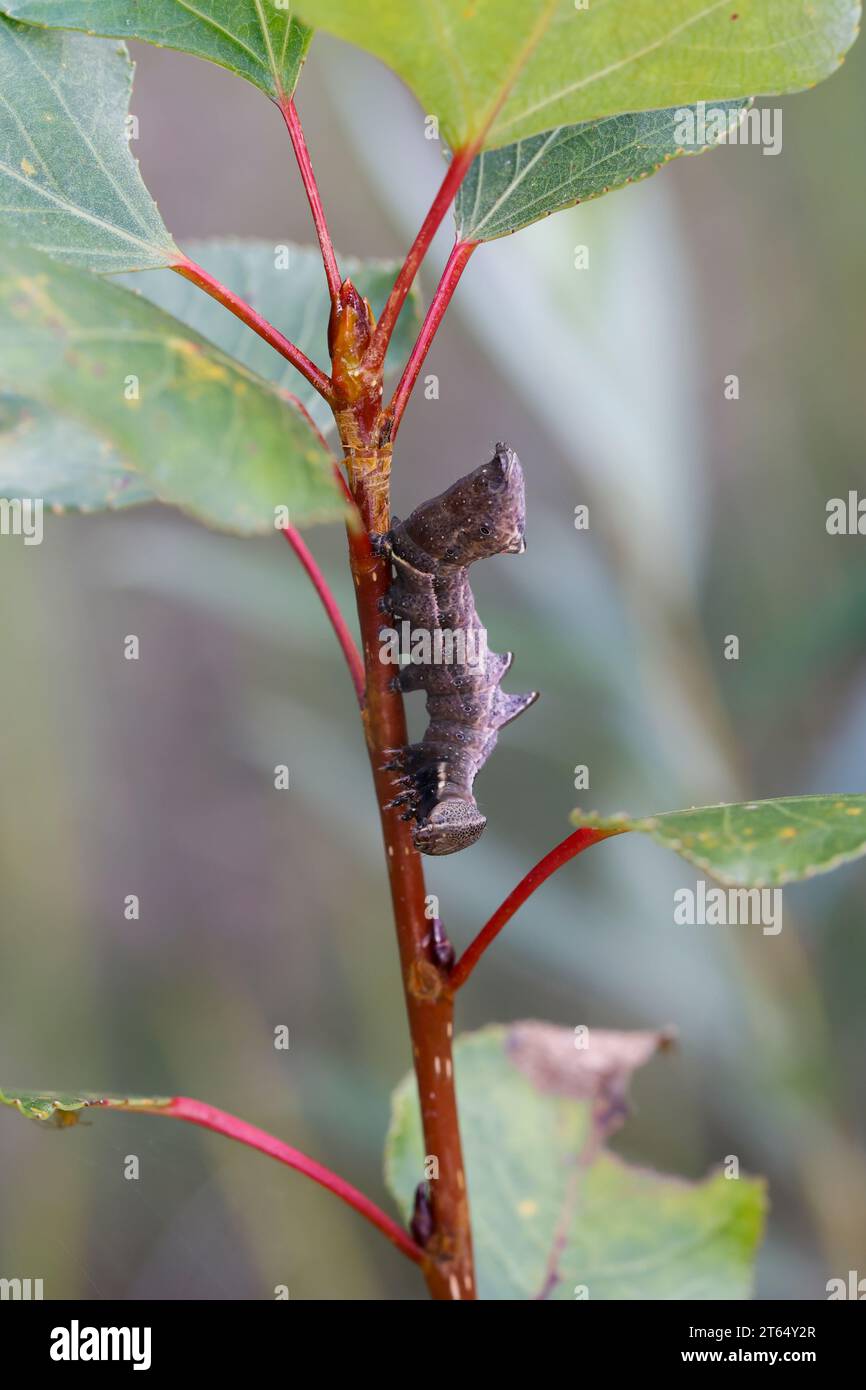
left=281, top=527, right=366, bottom=706
left=388, top=240, right=478, bottom=437
left=450, top=826, right=626, bottom=991
left=366, top=144, right=479, bottom=372
left=142, top=1096, right=423, bottom=1265
left=172, top=256, right=334, bottom=402
left=280, top=98, right=342, bottom=305
left=278, top=388, right=372, bottom=698
left=280, top=388, right=335, bottom=454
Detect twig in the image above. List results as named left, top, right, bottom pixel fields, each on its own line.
left=143, top=1096, right=423, bottom=1265
left=172, top=256, right=334, bottom=402
left=388, top=240, right=477, bottom=437
left=280, top=98, right=342, bottom=305
left=365, top=144, right=478, bottom=372
left=281, top=527, right=365, bottom=706
left=450, top=826, right=626, bottom=990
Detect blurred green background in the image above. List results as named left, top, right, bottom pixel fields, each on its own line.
left=1, top=30, right=865, bottom=1300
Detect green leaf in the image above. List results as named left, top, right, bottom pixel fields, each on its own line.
left=0, top=1087, right=172, bottom=1124
left=0, top=244, right=344, bottom=534
left=0, top=395, right=150, bottom=510
left=456, top=99, right=750, bottom=242
left=0, top=17, right=177, bottom=271
left=1, top=0, right=312, bottom=103
left=571, top=794, right=866, bottom=888
left=117, top=240, right=422, bottom=432
left=386, top=1024, right=765, bottom=1300
left=0, top=241, right=420, bottom=514
left=294, top=0, right=860, bottom=152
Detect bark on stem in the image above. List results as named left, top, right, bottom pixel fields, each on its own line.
left=341, top=434, right=476, bottom=1301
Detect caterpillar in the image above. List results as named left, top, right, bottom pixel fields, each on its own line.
left=381, top=443, right=538, bottom=856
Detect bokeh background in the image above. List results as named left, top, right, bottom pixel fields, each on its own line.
left=1, top=29, right=865, bottom=1300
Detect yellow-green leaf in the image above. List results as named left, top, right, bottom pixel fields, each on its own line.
left=571, top=794, right=866, bottom=888
left=386, top=1024, right=765, bottom=1299
left=1, top=1087, right=172, bottom=1124
left=294, top=0, right=860, bottom=152
left=0, top=243, right=344, bottom=534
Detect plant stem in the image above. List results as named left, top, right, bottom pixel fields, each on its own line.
left=387, top=240, right=478, bottom=438
left=172, top=256, right=334, bottom=402
left=339, top=431, right=475, bottom=1301
left=142, top=1096, right=423, bottom=1265
left=365, top=144, right=478, bottom=374
left=281, top=527, right=365, bottom=706
left=279, top=98, right=342, bottom=305
left=450, top=826, right=626, bottom=991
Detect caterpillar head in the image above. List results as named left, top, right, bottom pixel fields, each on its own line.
left=405, top=444, right=527, bottom=567
left=412, top=798, right=487, bottom=856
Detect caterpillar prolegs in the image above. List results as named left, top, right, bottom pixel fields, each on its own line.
left=380, top=444, right=538, bottom=856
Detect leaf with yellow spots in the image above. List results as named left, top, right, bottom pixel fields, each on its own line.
left=0, top=1088, right=173, bottom=1122
left=0, top=394, right=152, bottom=511
left=0, top=244, right=345, bottom=534
left=113, top=239, right=422, bottom=437
left=386, top=1024, right=765, bottom=1299
left=571, top=795, right=866, bottom=888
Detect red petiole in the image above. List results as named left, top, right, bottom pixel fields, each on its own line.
left=388, top=240, right=478, bottom=437
left=172, top=255, right=334, bottom=402
left=142, top=1096, right=424, bottom=1266
left=280, top=97, right=342, bottom=306
left=450, top=827, right=626, bottom=990
left=365, top=143, right=480, bottom=375
left=281, top=526, right=366, bottom=706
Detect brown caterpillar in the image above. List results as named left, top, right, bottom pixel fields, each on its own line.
left=380, top=444, right=538, bottom=855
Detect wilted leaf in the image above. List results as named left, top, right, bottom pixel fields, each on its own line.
left=571, top=794, right=866, bottom=887
left=386, top=1024, right=765, bottom=1299
left=0, top=18, right=177, bottom=270
left=2, top=0, right=312, bottom=101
